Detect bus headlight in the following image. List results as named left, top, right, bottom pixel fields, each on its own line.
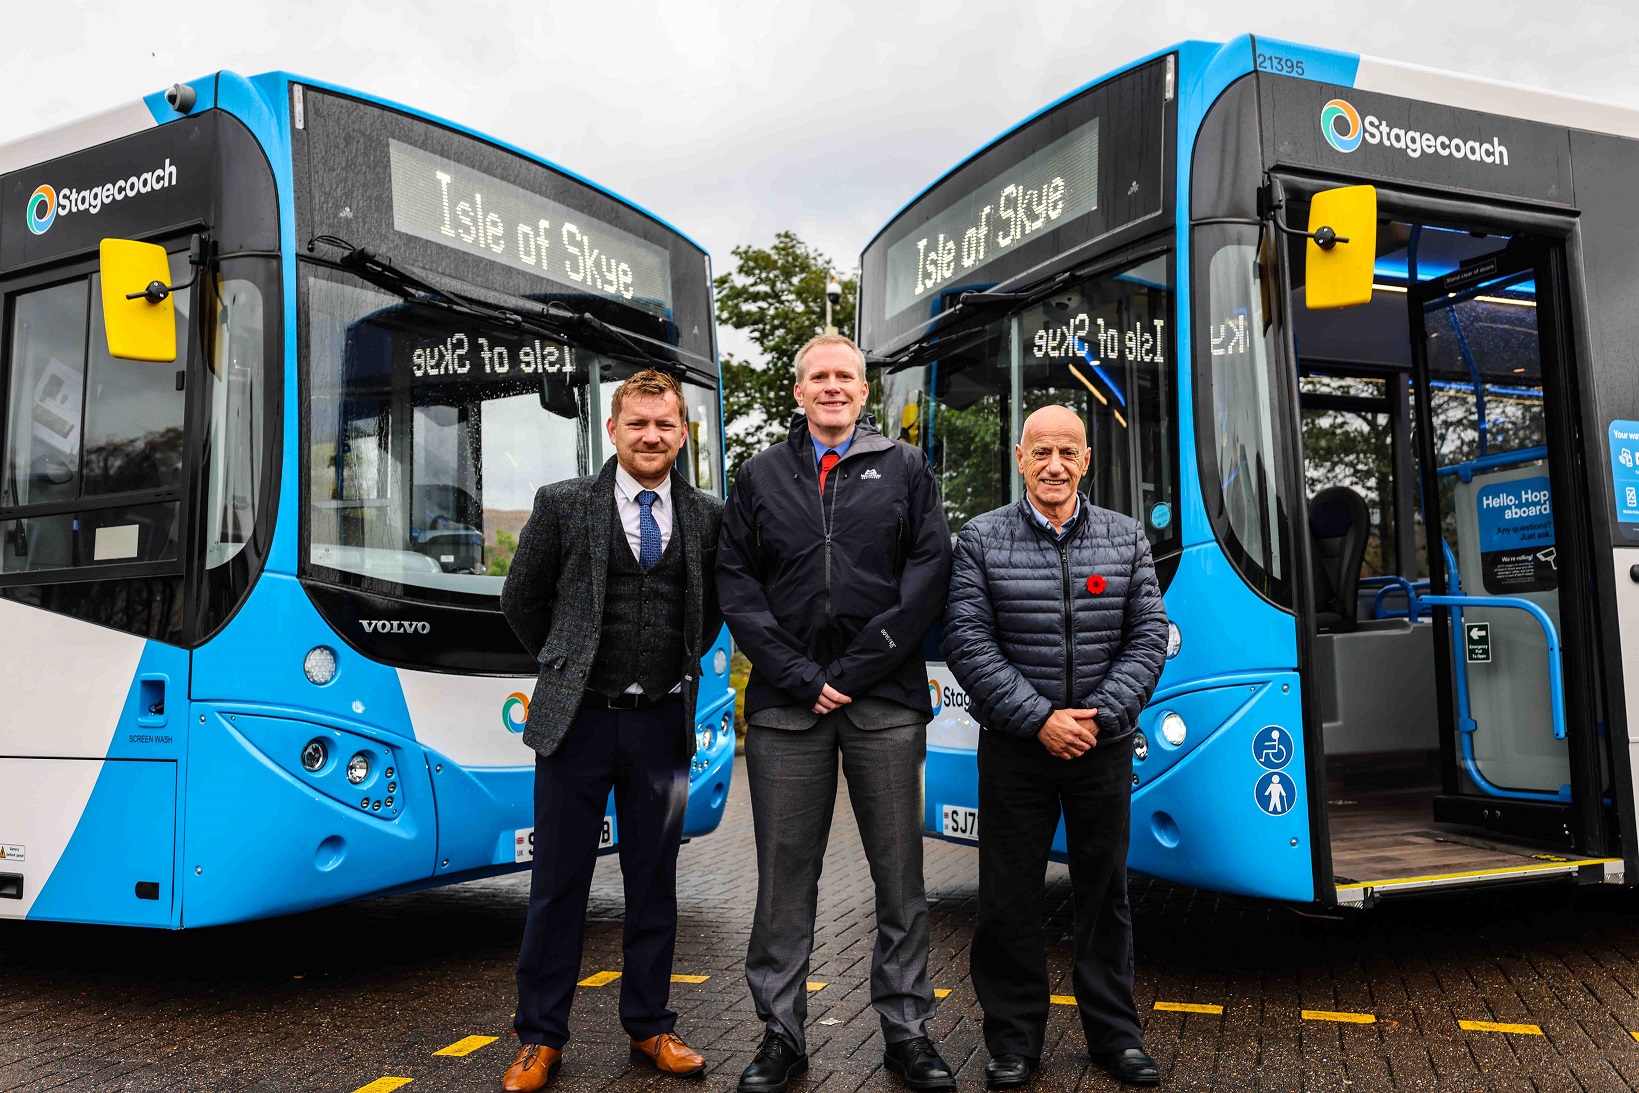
left=1166, top=623, right=1182, bottom=659
left=721, top=712, right=733, bottom=742
left=713, top=648, right=728, bottom=676
left=347, top=753, right=370, bottom=784
left=300, top=740, right=328, bottom=772
left=1133, top=731, right=1149, bottom=762
left=1161, top=711, right=1187, bottom=747
left=304, top=646, right=338, bottom=685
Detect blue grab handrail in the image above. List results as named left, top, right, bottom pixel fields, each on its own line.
left=1436, top=445, right=1549, bottom=483
left=1368, top=577, right=1427, bottom=621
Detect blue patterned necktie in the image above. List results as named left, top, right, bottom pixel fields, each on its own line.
left=636, top=489, right=662, bottom=570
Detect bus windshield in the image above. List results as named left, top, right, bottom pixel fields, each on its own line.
left=870, top=252, right=1178, bottom=555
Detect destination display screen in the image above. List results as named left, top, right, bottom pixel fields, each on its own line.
left=294, top=86, right=716, bottom=369
left=858, top=57, right=1171, bottom=354
left=388, top=140, right=672, bottom=313
left=884, top=118, right=1098, bottom=318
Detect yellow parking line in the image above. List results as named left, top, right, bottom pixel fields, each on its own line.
left=1459, top=1019, right=1542, bottom=1035
left=1050, top=995, right=1077, bottom=1006
left=1302, top=1009, right=1376, bottom=1024
left=806, top=981, right=827, bottom=992
left=672, top=974, right=710, bottom=984
left=935, top=989, right=952, bottom=999
left=579, top=971, right=622, bottom=987
left=1154, top=1001, right=1223, bottom=1015
left=434, top=1035, right=498, bottom=1057
left=352, top=1080, right=413, bottom=1093
left=1630, top=1031, right=1639, bottom=1042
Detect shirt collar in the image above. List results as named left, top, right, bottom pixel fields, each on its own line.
left=1026, top=495, right=1082, bottom=540
left=810, top=428, right=856, bottom=465
left=614, top=462, right=673, bottom=505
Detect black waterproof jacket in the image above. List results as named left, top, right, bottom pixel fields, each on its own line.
left=943, top=499, right=1169, bottom=742
left=717, top=413, right=952, bottom=718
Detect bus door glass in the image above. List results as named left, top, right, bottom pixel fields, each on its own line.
left=1407, top=245, right=1572, bottom=803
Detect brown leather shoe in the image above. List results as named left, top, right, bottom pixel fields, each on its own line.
left=502, top=1043, right=562, bottom=1092
left=630, top=1031, right=707, bottom=1077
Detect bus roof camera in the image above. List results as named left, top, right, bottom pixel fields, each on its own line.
left=164, top=83, right=197, bottom=114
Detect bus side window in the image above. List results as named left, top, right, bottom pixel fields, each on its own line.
left=1195, top=225, right=1293, bottom=606
left=205, top=276, right=265, bottom=569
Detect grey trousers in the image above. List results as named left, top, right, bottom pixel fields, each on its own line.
left=744, top=714, right=936, bottom=1052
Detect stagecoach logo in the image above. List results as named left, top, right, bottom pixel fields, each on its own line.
left=928, top=678, right=942, bottom=715
left=502, top=692, right=530, bottom=734
left=24, top=159, right=178, bottom=235
left=1321, top=97, right=1510, bottom=166
left=359, top=619, right=431, bottom=634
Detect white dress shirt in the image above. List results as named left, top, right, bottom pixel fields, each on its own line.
left=612, top=463, right=679, bottom=695
left=614, top=463, right=674, bottom=562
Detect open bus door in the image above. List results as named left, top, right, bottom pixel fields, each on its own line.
left=1279, top=183, right=1622, bottom=905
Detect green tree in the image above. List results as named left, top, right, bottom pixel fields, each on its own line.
left=714, top=232, right=857, bottom=480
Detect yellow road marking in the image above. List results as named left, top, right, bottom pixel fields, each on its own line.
left=1050, top=995, right=1077, bottom=1006
left=1630, top=1031, right=1639, bottom=1042
left=352, top=1080, right=413, bottom=1093
left=1302, top=1010, right=1376, bottom=1024
left=434, top=1035, right=497, bottom=1057
left=806, top=981, right=827, bottom=992
left=1335, top=858, right=1616, bottom=891
left=579, top=971, right=621, bottom=987
left=1459, top=1019, right=1542, bottom=1035
left=935, top=989, right=952, bottom=999
left=1154, top=1001, right=1223, bottom=1015
left=672, top=974, right=710, bottom=984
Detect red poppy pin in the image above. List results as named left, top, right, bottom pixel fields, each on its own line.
left=1086, top=574, right=1107, bottom=595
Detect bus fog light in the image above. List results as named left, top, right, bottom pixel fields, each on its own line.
left=300, top=740, right=328, bottom=772
left=721, top=712, right=733, bottom=739
left=347, top=753, right=370, bottom=784
left=713, top=648, right=728, bottom=675
left=1161, top=712, right=1187, bottom=747
left=304, top=646, right=338, bottom=685
left=1133, top=731, right=1149, bottom=762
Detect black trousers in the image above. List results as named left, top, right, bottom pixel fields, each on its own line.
left=971, top=728, right=1142, bottom=1060
left=514, top=697, right=688, bottom=1049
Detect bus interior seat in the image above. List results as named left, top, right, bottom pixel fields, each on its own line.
left=1309, top=486, right=1370, bottom=633
left=1312, top=618, right=1439, bottom=755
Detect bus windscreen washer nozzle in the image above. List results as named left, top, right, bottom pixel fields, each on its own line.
left=165, top=83, right=197, bottom=114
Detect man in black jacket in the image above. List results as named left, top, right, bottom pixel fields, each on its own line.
left=944, top=405, right=1170, bottom=1088
left=499, top=369, right=722, bottom=1092
left=717, top=334, right=954, bottom=1093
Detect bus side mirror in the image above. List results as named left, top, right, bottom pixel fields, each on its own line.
left=99, top=238, right=177, bottom=362
left=1304, top=185, right=1377, bottom=310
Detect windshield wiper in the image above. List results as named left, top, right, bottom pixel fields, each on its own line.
left=865, top=270, right=1075, bottom=372
left=306, top=236, right=713, bottom=384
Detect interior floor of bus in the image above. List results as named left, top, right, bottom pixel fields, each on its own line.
left=1327, top=784, right=1566, bottom=883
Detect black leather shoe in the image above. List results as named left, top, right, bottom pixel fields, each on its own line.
left=883, top=1037, right=955, bottom=1091
left=984, top=1053, right=1037, bottom=1089
left=738, top=1031, right=808, bottom=1093
left=1092, top=1047, right=1159, bottom=1086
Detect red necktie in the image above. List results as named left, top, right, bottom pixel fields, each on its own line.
left=819, top=451, right=840, bottom=495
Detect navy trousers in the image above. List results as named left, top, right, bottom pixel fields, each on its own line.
left=971, top=728, right=1142, bottom=1060
left=514, top=697, right=689, bottom=1049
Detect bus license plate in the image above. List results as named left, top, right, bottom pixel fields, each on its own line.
left=513, top=816, right=617, bottom=863
left=941, top=805, right=979, bottom=841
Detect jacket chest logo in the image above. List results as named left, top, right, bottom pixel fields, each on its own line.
left=1086, top=574, right=1107, bottom=595
left=860, top=468, right=881, bottom=480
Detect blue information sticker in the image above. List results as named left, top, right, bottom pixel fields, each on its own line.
left=1254, top=770, right=1297, bottom=816
left=1149, top=502, right=1172, bottom=530
left=1251, top=725, right=1293, bottom=771
left=1611, top=420, right=1639, bottom=524
left=1474, top=476, right=1556, bottom=594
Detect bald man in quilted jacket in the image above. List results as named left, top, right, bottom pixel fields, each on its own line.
left=943, top=405, right=1170, bottom=1088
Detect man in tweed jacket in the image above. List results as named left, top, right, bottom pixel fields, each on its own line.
left=499, top=369, right=724, bottom=1092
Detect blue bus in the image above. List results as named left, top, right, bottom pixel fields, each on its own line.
left=0, top=72, right=735, bottom=928
left=859, top=37, right=1639, bottom=907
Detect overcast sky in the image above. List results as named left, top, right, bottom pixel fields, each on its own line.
left=7, top=1, right=1637, bottom=289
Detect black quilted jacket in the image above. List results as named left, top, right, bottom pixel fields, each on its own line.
left=943, top=499, right=1169, bottom=741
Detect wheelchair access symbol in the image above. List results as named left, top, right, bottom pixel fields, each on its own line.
left=1252, top=725, right=1293, bottom=771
